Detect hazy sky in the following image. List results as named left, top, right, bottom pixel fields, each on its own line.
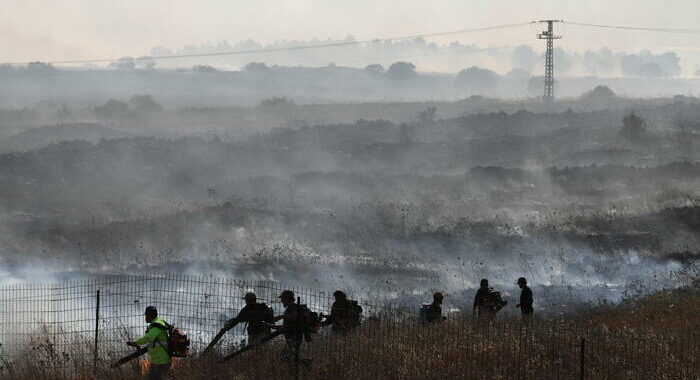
left=1, top=0, right=699, bottom=68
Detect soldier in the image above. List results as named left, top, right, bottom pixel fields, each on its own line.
left=126, top=306, right=171, bottom=380
left=321, top=290, right=362, bottom=334
left=425, top=292, right=445, bottom=323
left=270, top=290, right=307, bottom=368
left=473, top=279, right=490, bottom=318
left=516, top=277, right=533, bottom=321
left=224, top=292, right=274, bottom=345
left=472, top=279, right=506, bottom=320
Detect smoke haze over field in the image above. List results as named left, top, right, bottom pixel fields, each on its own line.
left=1, top=94, right=699, bottom=311
left=0, top=1, right=698, bottom=315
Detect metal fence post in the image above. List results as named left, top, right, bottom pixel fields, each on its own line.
left=580, top=337, right=585, bottom=380
left=94, top=289, right=100, bottom=374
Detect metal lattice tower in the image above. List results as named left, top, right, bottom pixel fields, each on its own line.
left=537, top=20, right=563, bottom=101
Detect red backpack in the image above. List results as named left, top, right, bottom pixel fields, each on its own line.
left=150, top=321, right=191, bottom=358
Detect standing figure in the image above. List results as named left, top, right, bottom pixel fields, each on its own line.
left=472, top=279, right=507, bottom=321
left=425, top=292, right=446, bottom=323
left=516, top=277, right=533, bottom=321
left=126, top=306, right=171, bottom=380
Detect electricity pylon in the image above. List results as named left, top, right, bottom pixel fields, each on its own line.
left=537, top=20, right=563, bottom=101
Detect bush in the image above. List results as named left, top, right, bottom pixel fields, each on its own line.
left=386, top=62, right=417, bottom=80
left=258, top=97, right=294, bottom=108
left=94, top=99, right=129, bottom=119
left=621, top=112, right=646, bottom=140
left=581, top=85, right=615, bottom=102
left=455, top=66, right=499, bottom=94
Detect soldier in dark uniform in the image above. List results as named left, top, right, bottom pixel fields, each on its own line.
left=472, top=279, right=493, bottom=319
left=270, top=290, right=306, bottom=367
left=322, top=290, right=349, bottom=333
left=322, top=290, right=361, bottom=334
left=426, top=292, right=445, bottom=323
left=516, top=277, right=533, bottom=321
left=224, top=292, right=274, bottom=345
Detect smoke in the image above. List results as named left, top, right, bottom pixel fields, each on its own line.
left=582, top=47, right=615, bottom=75
left=511, top=45, right=538, bottom=73
left=554, top=48, right=573, bottom=74
left=1, top=60, right=699, bottom=318
left=620, top=50, right=682, bottom=77
left=143, top=38, right=691, bottom=80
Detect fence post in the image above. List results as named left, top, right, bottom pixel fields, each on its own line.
left=94, top=289, right=100, bottom=374
left=580, top=337, right=585, bottom=380
left=295, top=296, right=301, bottom=380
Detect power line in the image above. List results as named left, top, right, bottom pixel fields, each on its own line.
left=566, top=21, right=700, bottom=34
left=305, top=46, right=497, bottom=67
left=2, top=22, right=533, bottom=66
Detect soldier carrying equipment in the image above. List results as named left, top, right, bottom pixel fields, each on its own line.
left=420, top=292, right=446, bottom=323
left=271, top=290, right=318, bottom=375
left=321, top=290, right=363, bottom=334
left=473, top=279, right=507, bottom=319
left=203, top=292, right=274, bottom=355
left=219, top=290, right=321, bottom=374
left=120, top=306, right=189, bottom=380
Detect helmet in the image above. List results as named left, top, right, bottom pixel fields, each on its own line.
left=278, top=290, right=295, bottom=301
left=243, top=292, right=257, bottom=301
left=333, top=290, right=347, bottom=299
left=144, top=306, right=158, bottom=316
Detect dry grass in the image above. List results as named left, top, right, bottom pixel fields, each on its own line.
left=3, top=287, right=698, bottom=380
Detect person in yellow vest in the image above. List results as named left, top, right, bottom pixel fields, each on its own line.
left=126, top=306, right=171, bottom=380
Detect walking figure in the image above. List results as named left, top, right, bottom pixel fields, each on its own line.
left=321, top=290, right=363, bottom=334
left=125, top=306, right=171, bottom=380
left=516, top=277, right=533, bottom=322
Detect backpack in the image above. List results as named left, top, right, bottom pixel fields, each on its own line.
left=419, top=303, right=431, bottom=321
left=257, top=302, right=275, bottom=324
left=150, top=321, right=191, bottom=358
left=295, top=303, right=322, bottom=342
left=484, top=287, right=507, bottom=312
left=248, top=303, right=275, bottom=334
left=346, top=300, right=363, bottom=327
left=297, top=303, right=321, bottom=333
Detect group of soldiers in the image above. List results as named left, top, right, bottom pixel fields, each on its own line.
left=127, top=289, right=361, bottom=379
left=127, top=278, right=533, bottom=379
left=424, top=277, right=533, bottom=323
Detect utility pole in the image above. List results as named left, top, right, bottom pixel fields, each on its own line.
left=537, top=20, right=563, bottom=101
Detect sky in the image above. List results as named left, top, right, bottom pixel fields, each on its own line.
left=1, top=0, right=699, bottom=71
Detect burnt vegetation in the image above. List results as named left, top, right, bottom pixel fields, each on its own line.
left=0, top=96, right=697, bottom=300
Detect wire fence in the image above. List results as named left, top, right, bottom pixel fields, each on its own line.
left=0, top=275, right=339, bottom=370
left=0, top=274, right=697, bottom=379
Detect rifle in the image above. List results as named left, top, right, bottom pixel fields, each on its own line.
left=110, top=347, right=148, bottom=368
left=202, top=324, right=234, bottom=356
left=219, top=329, right=285, bottom=363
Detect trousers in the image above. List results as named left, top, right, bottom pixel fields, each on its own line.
left=147, top=363, right=171, bottom=380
